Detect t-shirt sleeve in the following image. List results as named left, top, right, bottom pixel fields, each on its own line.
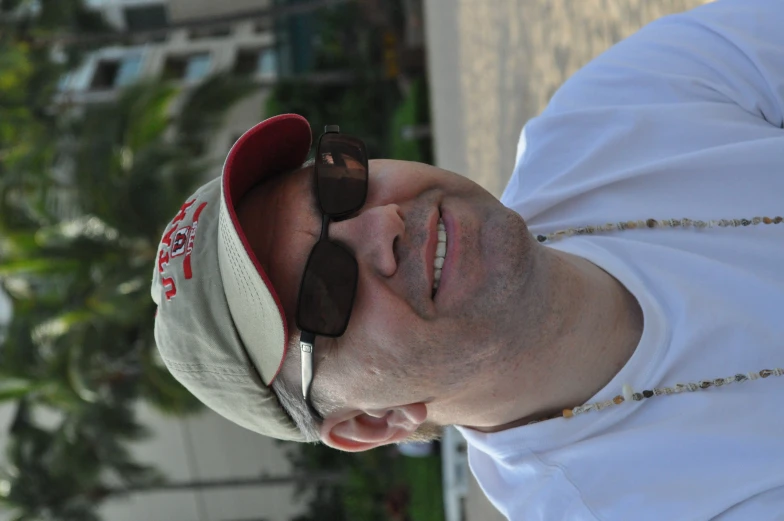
left=544, top=0, right=784, bottom=128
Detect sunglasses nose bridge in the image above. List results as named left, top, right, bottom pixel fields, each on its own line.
left=319, top=213, right=330, bottom=240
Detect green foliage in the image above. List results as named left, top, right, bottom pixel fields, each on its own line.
left=402, top=456, right=445, bottom=521
left=282, top=441, right=445, bottom=521
left=0, top=0, right=114, bottom=205
left=0, top=0, right=112, bottom=240
left=0, top=378, right=41, bottom=403
left=283, top=442, right=394, bottom=521
left=389, top=78, right=432, bottom=163
left=0, top=40, right=58, bottom=211
left=66, top=81, right=200, bottom=239
left=0, top=400, right=163, bottom=521
left=310, top=1, right=364, bottom=71
left=174, top=75, right=256, bottom=156
left=1, top=75, right=255, bottom=409
left=266, top=78, right=399, bottom=159
left=266, top=0, right=403, bottom=158
left=0, top=6, right=256, bottom=514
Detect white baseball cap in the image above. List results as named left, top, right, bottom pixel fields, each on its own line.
left=151, top=114, right=312, bottom=441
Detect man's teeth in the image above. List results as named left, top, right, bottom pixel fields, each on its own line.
left=433, top=218, right=447, bottom=291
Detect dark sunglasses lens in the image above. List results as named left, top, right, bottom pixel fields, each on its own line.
left=316, top=133, right=368, bottom=216
left=296, top=240, right=358, bottom=336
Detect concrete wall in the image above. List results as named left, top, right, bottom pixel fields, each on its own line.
left=85, top=0, right=169, bottom=31
left=140, top=22, right=275, bottom=80
left=169, top=0, right=270, bottom=23
left=86, top=0, right=274, bottom=32
left=99, top=404, right=306, bottom=521
left=0, top=403, right=306, bottom=521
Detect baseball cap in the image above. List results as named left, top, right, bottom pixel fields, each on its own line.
left=151, top=114, right=312, bottom=442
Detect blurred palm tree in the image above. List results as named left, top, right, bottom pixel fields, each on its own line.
left=0, top=1, right=356, bottom=518
left=0, top=0, right=112, bottom=235
left=0, top=400, right=160, bottom=521
left=0, top=74, right=257, bottom=519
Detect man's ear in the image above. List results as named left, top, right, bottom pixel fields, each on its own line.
left=319, top=403, right=428, bottom=452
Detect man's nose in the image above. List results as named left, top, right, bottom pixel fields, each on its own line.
left=329, top=204, right=404, bottom=277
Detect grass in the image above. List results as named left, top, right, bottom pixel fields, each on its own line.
left=399, top=454, right=446, bottom=521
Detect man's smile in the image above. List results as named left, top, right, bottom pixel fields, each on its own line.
left=433, top=217, right=447, bottom=293
left=434, top=207, right=457, bottom=304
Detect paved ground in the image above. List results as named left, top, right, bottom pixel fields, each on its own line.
left=423, top=1, right=711, bottom=519
left=425, top=0, right=711, bottom=197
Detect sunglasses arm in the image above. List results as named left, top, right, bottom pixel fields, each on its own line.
left=299, top=331, right=316, bottom=402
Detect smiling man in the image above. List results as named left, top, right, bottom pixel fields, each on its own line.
left=152, top=0, right=784, bottom=519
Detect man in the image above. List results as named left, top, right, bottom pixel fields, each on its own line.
left=151, top=0, right=784, bottom=519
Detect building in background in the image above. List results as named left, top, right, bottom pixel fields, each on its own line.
left=61, top=0, right=279, bottom=171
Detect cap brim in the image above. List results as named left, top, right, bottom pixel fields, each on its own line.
left=220, top=114, right=312, bottom=384
left=223, top=114, right=313, bottom=205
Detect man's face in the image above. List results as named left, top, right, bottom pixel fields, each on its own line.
left=238, top=159, right=537, bottom=417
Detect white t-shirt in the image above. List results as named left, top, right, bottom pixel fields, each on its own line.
left=457, top=1, right=784, bottom=520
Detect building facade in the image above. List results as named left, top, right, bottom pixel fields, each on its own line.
left=63, top=0, right=279, bottom=171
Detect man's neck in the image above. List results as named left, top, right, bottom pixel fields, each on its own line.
left=465, top=247, right=644, bottom=433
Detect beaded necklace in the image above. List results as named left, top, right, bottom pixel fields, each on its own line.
left=526, top=214, right=784, bottom=426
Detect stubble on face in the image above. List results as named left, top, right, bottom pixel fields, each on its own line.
left=245, top=160, right=551, bottom=422
left=334, top=187, right=546, bottom=409
left=387, top=189, right=440, bottom=317
left=426, top=206, right=545, bottom=392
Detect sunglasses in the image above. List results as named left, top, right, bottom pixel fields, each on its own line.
left=296, top=125, right=369, bottom=420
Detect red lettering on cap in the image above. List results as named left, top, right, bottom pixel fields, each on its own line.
left=162, top=276, right=177, bottom=300
left=158, top=199, right=208, bottom=289
left=171, top=226, right=192, bottom=258
left=158, top=249, right=170, bottom=274
left=183, top=202, right=207, bottom=280
left=162, top=200, right=195, bottom=247
left=161, top=225, right=177, bottom=249
left=172, top=200, right=195, bottom=225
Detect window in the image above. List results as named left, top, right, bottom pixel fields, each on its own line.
left=254, top=17, right=273, bottom=33
left=233, top=49, right=257, bottom=76
left=90, top=54, right=144, bottom=90
left=115, top=55, right=143, bottom=87
left=90, top=60, right=119, bottom=90
left=233, top=48, right=277, bottom=77
left=147, top=33, right=168, bottom=43
left=124, top=5, right=168, bottom=31
left=185, top=53, right=211, bottom=81
left=258, top=48, right=277, bottom=75
left=163, top=53, right=212, bottom=82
